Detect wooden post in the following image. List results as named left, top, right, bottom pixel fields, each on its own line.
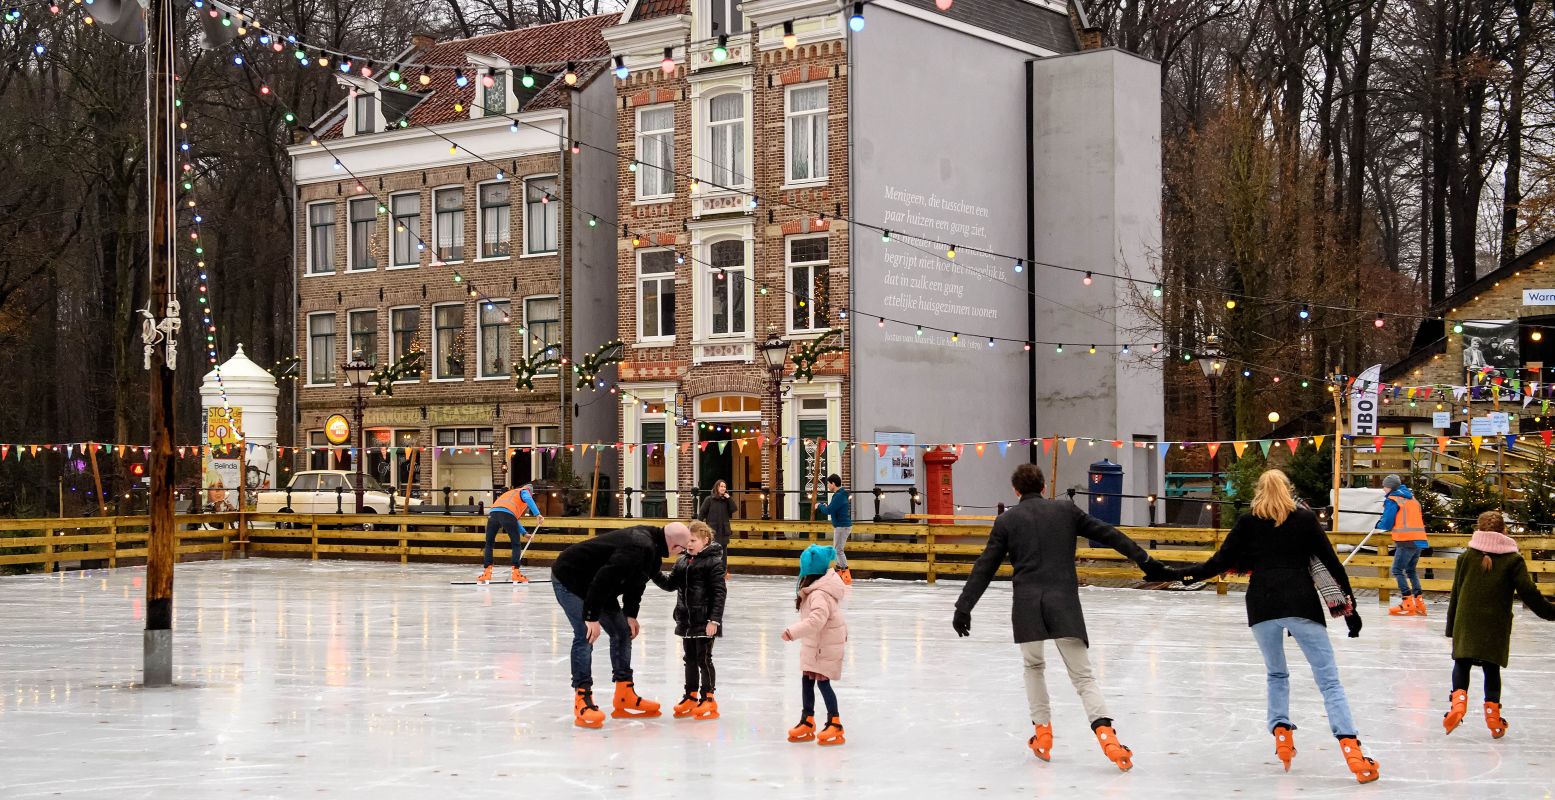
left=1050, top=441, right=1059, bottom=499
left=589, top=447, right=602, bottom=518
left=403, top=448, right=419, bottom=510
left=43, top=526, right=55, bottom=573
left=1331, top=383, right=1344, bottom=532
left=87, top=443, right=107, bottom=516
left=926, top=524, right=937, bottom=584
left=398, top=521, right=408, bottom=564
left=808, top=441, right=824, bottom=521
left=109, top=519, right=119, bottom=568
left=310, top=517, right=319, bottom=560
left=57, top=476, right=63, bottom=519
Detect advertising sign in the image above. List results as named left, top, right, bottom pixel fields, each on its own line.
left=1432, top=411, right=1451, bottom=429
left=1349, top=364, right=1382, bottom=440
left=1459, top=320, right=1518, bottom=380
left=206, top=407, right=242, bottom=447
left=325, top=414, right=352, bottom=445
left=874, top=431, right=916, bottom=485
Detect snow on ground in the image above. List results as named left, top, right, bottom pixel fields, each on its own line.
left=1, top=559, right=1552, bottom=799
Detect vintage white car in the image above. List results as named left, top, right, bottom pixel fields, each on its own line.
left=253, top=470, right=420, bottom=523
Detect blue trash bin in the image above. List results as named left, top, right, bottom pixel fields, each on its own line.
left=1088, top=459, right=1124, bottom=541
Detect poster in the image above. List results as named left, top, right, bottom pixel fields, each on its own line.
left=1432, top=411, right=1451, bottom=428
left=874, top=431, right=916, bottom=485
left=1460, top=320, right=1518, bottom=380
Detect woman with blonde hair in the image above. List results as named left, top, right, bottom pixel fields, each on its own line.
left=1166, top=469, right=1379, bottom=784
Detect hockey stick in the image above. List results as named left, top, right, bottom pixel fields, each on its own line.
left=1342, top=527, right=1380, bottom=566
left=451, top=522, right=548, bottom=585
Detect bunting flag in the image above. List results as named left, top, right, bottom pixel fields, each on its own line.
left=680, top=442, right=692, bottom=454
left=1285, top=437, right=1300, bottom=452
left=698, top=440, right=709, bottom=452
left=1111, top=440, right=1124, bottom=448
left=177, top=447, right=185, bottom=458
left=820, top=439, right=830, bottom=454
left=1544, top=430, right=1553, bottom=447
left=1471, top=436, right=1483, bottom=452
left=1258, top=440, right=1272, bottom=457
left=1, top=445, right=8, bottom=460
left=1063, top=438, right=1076, bottom=455
left=1232, top=441, right=1248, bottom=458
left=877, top=443, right=887, bottom=457
left=952, top=443, right=961, bottom=457
left=736, top=438, right=746, bottom=452
left=1042, top=438, right=1054, bottom=455
left=975, top=443, right=986, bottom=458
left=998, top=441, right=1008, bottom=457
left=1372, top=436, right=1385, bottom=452
left=1160, top=442, right=1171, bottom=460
left=1404, top=437, right=1415, bottom=452
left=1506, top=434, right=1518, bottom=449
left=757, top=434, right=766, bottom=449
left=717, top=441, right=728, bottom=454
left=29, top=445, right=38, bottom=457
left=644, top=444, right=657, bottom=457
left=626, top=444, right=637, bottom=454
left=1206, top=442, right=1221, bottom=459
left=1314, top=435, right=1326, bottom=450
left=1437, top=436, right=1450, bottom=451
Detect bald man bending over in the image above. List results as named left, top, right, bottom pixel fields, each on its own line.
left=552, top=521, right=692, bottom=728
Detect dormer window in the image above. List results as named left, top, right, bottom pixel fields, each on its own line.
left=707, top=0, right=743, bottom=36
left=353, top=93, right=377, bottom=134
left=337, top=74, right=380, bottom=137
left=466, top=53, right=516, bottom=118
left=482, top=70, right=507, bottom=115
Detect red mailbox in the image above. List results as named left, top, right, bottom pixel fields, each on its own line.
left=924, top=449, right=960, bottom=519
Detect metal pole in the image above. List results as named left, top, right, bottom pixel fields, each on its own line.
left=144, top=0, right=177, bottom=688
left=1331, top=381, right=1344, bottom=532
left=353, top=384, right=365, bottom=513
left=772, top=374, right=783, bottom=522
left=1208, top=374, right=1220, bottom=529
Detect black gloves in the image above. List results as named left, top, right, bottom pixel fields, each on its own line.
left=952, top=609, right=972, bottom=637
left=1139, top=557, right=1174, bottom=583
left=1345, top=610, right=1363, bottom=638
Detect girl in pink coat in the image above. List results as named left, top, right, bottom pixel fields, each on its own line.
left=782, top=544, right=850, bottom=746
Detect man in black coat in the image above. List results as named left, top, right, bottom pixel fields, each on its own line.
left=552, top=521, right=691, bottom=728
left=953, top=464, right=1171, bottom=771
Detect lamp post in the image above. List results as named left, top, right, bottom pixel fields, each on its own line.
left=1267, top=411, right=1280, bottom=432
left=1197, top=334, right=1226, bottom=528
left=343, top=349, right=373, bottom=514
left=759, top=333, right=792, bottom=521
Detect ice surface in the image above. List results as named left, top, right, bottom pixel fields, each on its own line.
left=1, top=560, right=1553, bottom=799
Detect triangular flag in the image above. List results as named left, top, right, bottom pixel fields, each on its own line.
left=736, top=438, right=746, bottom=452
left=1160, top=442, right=1171, bottom=459
left=29, top=445, right=38, bottom=457
left=1437, top=436, right=1449, bottom=451
left=998, top=441, right=1008, bottom=457
left=1372, top=436, right=1385, bottom=452
left=1471, top=435, right=1482, bottom=452
left=1112, top=440, right=1124, bottom=448
left=1285, top=437, right=1299, bottom=452
left=820, top=439, right=829, bottom=454
left=1039, top=438, right=1052, bottom=454
left=1232, top=441, right=1248, bottom=458
left=177, top=447, right=185, bottom=458
left=1313, top=435, right=1325, bottom=450
left=717, top=440, right=727, bottom=454
left=1206, top=442, right=1222, bottom=460
left=679, top=442, right=691, bottom=454
left=877, top=443, right=887, bottom=457
left=976, top=443, right=985, bottom=458
left=1, top=445, right=8, bottom=461
left=1506, top=434, right=1517, bottom=449
left=1405, top=437, right=1415, bottom=452
left=627, top=443, right=637, bottom=453
left=1258, top=440, right=1272, bottom=457
left=1063, top=438, right=1076, bottom=455
left=1543, top=430, right=1553, bottom=447
left=757, top=434, right=767, bottom=450
left=699, top=440, right=709, bottom=452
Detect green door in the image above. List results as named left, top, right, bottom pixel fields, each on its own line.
left=797, top=419, right=828, bottom=520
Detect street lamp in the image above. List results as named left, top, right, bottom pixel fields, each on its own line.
left=759, top=333, right=792, bottom=521
left=1267, top=411, right=1280, bottom=430
left=1197, top=334, right=1226, bottom=527
left=343, top=348, right=373, bottom=514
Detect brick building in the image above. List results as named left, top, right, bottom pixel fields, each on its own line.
left=286, top=16, right=619, bottom=507
left=602, top=0, right=1164, bottom=520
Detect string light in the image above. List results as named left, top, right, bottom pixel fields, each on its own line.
left=1083, top=271, right=1092, bottom=285
left=454, top=69, right=467, bottom=87
left=1373, top=312, right=1385, bottom=328
left=1299, top=304, right=1310, bottom=319
left=712, top=34, right=729, bottom=61
left=848, top=2, right=865, bottom=31
left=1152, top=283, right=1162, bottom=298
left=520, top=66, right=536, bottom=89
left=1014, top=259, right=1024, bottom=273
left=1225, top=299, right=1236, bottom=310
left=613, top=56, right=628, bottom=80
left=661, top=47, right=675, bottom=75
left=783, top=21, right=797, bottom=49
left=564, top=62, right=578, bottom=86
left=1088, top=344, right=1096, bottom=354
left=946, top=245, right=956, bottom=259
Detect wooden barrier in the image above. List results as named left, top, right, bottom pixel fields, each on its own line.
left=1, top=514, right=1550, bottom=603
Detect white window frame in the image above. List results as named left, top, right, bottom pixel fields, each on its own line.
left=521, top=175, right=559, bottom=256
left=431, top=301, right=467, bottom=382
left=636, top=248, right=677, bottom=343
left=388, top=191, right=421, bottom=269
left=475, top=180, right=512, bottom=261
left=702, top=0, right=745, bottom=38
left=702, top=90, right=749, bottom=190
left=784, top=82, right=828, bottom=186
left=635, top=104, right=675, bottom=201
left=522, top=295, right=561, bottom=375
left=305, top=201, right=336, bottom=276
left=346, top=197, right=378, bottom=272
left=353, top=92, right=378, bottom=135
left=476, top=298, right=512, bottom=380
left=507, top=425, right=562, bottom=485
left=346, top=308, right=379, bottom=368
left=388, top=304, right=421, bottom=383
left=306, top=311, right=337, bottom=386
left=466, top=54, right=516, bottom=119
left=786, top=234, right=829, bottom=333
left=432, top=185, right=465, bottom=264
left=701, top=235, right=750, bottom=339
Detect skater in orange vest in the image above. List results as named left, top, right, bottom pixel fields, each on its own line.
left=1378, top=474, right=1430, bottom=617
left=475, top=484, right=543, bottom=584
left=1441, top=510, right=1555, bottom=737
left=781, top=545, right=849, bottom=746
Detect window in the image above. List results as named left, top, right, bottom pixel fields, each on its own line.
left=524, top=177, right=558, bottom=254
left=708, top=239, right=747, bottom=336
left=788, top=235, right=829, bottom=332
left=307, top=202, right=336, bottom=274
left=348, top=198, right=378, bottom=271
left=707, top=93, right=746, bottom=188
left=708, top=0, right=743, bottom=35
left=786, top=84, right=827, bottom=183
left=508, top=425, right=560, bottom=486
left=348, top=310, right=378, bottom=367
left=306, top=433, right=329, bottom=471
left=390, top=193, right=420, bottom=267
left=636, top=105, right=675, bottom=199
left=638, top=250, right=676, bottom=340
left=523, top=296, right=560, bottom=372
left=389, top=306, right=420, bottom=374
left=436, top=428, right=493, bottom=447
left=482, top=70, right=508, bottom=115
left=307, top=313, right=336, bottom=384
left=434, top=188, right=464, bottom=262
left=354, top=93, right=377, bottom=135
left=478, top=182, right=511, bottom=258
left=478, top=300, right=511, bottom=378
left=433, top=303, right=466, bottom=380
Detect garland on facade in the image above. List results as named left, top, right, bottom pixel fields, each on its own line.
left=370, top=343, right=426, bottom=396
left=573, top=339, right=624, bottom=391
left=514, top=342, right=562, bottom=391
left=793, top=329, right=844, bottom=382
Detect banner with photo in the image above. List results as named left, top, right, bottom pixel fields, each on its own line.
left=1460, top=320, right=1519, bottom=382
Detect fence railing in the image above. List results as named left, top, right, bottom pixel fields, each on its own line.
left=3, top=512, right=1550, bottom=605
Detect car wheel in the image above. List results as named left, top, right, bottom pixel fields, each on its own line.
left=359, top=508, right=377, bottom=531
left=277, top=508, right=296, bottom=529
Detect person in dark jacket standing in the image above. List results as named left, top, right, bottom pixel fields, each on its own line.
left=653, top=520, right=727, bottom=720
left=551, top=521, right=691, bottom=729
left=1165, top=469, right=1378, bottom=784
left=952, top=464, right=1172, bottom=772
left=697, top=479, right=738, bottom=550
left=1441, top=510, right=1555, bottom=738
left=819, top=475, right=853, bottom=583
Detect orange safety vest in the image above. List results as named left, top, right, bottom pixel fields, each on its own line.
left=1387, top=494, right=1427, bottom=543
left=492, top=486, right=537, bottom=518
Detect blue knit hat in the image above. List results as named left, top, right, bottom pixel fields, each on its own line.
left=797, top=544, right=836, bottom=584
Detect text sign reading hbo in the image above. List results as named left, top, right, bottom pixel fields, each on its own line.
left=1524, top=289, right=1555, bottom=305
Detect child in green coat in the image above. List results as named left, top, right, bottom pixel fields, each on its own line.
left=1442, top=510, right=1555, bottom=738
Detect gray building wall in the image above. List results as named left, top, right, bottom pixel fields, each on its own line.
left=1030, top=48, right=1164, bottom=525
left=851, top=8, right=1034, bottom=514
left=570, top=74, right=621, bottom=486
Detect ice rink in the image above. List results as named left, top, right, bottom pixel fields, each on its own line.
left=2, top=559, right=1553, bottom=799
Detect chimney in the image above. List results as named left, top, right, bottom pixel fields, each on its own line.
left=1066, top=0, right=1104, bottom=50
left=410, top=31, right=437, bottom=53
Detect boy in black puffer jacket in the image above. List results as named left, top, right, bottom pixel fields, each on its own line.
left=653, top=520, right=727, bottom=720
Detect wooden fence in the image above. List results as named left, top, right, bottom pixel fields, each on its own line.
left=2, top=513, right=1550, bottom=605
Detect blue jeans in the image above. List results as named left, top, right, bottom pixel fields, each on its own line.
left=483, top=512, right=523, bottom=567
left=1391, top=541, right=1424, bottom=595
left=552, top=581, right=632, bottom=689
left=1250, top=617, right=1358, bottom=738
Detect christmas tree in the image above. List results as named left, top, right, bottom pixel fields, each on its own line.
left=1451, top=454, right=1501, bottom=529
left=1518, top=449, right=1555, bottom=533
left=1406, top=462, right=1451, bottom=533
